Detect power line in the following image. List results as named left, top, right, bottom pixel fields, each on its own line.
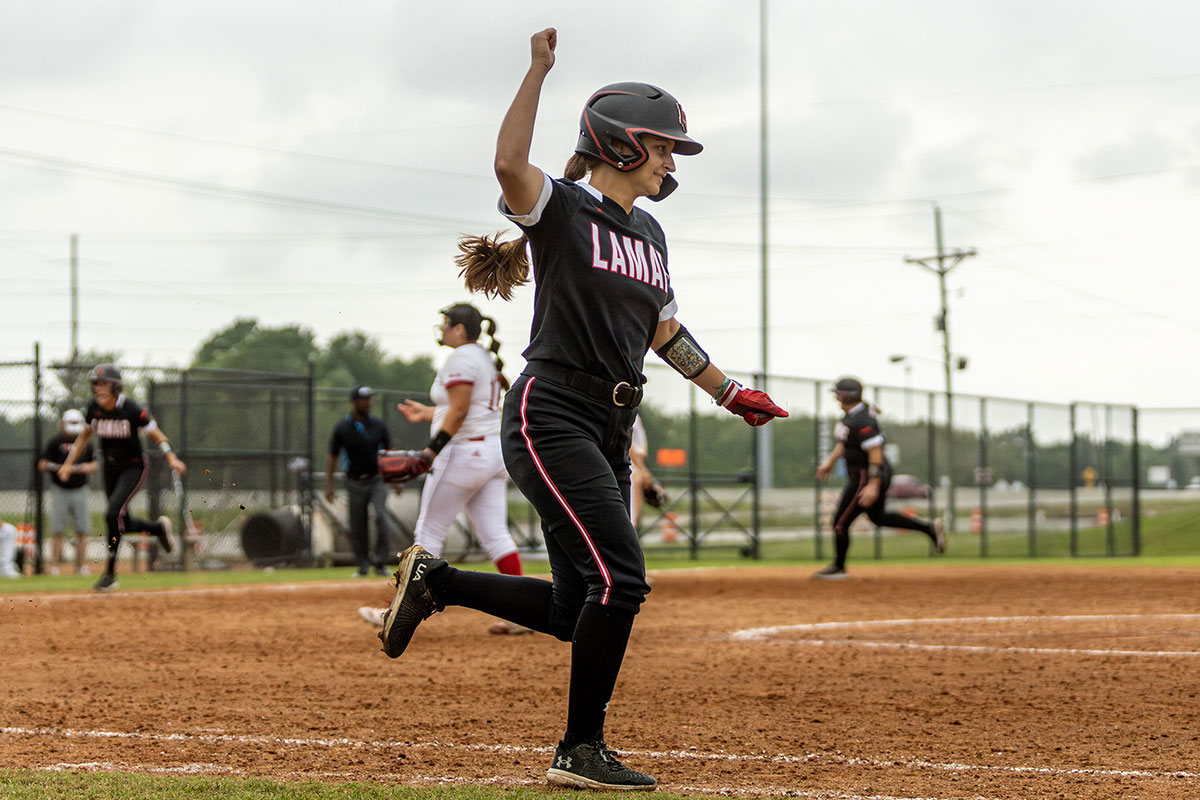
left=0, top=145, right=488, bottom=226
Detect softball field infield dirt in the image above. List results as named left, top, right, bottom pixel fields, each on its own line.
left=2, top=563, right=1198, bottom=798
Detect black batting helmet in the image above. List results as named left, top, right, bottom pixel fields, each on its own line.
left=90, top=363, right=123, bottom=392
left=575, top=82, right=703, bottom=201
left=832, top=377, right=863, bottom=403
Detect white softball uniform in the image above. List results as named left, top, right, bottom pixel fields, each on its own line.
left=415, top=344, right=517, bottom=562
left=629, top=415, right=648, bottom=524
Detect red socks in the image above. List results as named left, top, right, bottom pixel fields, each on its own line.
left=494, top=551, right=523, bottom=576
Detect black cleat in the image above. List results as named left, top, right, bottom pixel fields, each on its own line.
left=93, top=573, right=119, bottom=592
left=156, top=516, right=174, bottom=554
left=379, top=545, right=446, bottom=658
left=546, top=739, right=656, bottom=791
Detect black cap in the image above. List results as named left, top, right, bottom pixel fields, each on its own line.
left=349, top=385, right=376, bottom=400
left=833, top=377, right=863, bottom=395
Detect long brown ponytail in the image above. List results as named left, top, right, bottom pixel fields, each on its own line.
left=455, top=153, right=599, bottom=301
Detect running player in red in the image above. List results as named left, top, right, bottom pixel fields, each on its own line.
left=376, top=28, right=787, bottom=791
left=56, top=364, right=186, bottom=591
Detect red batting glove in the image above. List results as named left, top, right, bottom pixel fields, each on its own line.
left=716, top=380, right=789, bottom=427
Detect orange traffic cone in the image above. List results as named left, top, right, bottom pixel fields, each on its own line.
left=970, top=509, right=983, bottom=534
left=1097, top=508, right=1110, bottom=525
left=17, top=524, right=35, bottom=575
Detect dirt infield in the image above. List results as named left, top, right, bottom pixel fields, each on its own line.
left=3, top=563, right=1199, bottom=798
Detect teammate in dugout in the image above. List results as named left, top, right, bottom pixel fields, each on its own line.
left=362, top=302, right=531, bottom=635
left=56, top=364, right=185, bottom=592
left=375, top=28, right=787, bottom=791
left=813, top=377, right=945, bottom=580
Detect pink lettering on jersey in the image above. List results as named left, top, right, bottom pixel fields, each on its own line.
left=590, top=223, right=609, bottom=270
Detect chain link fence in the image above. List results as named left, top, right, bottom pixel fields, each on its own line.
left=3, top=356, right=1198, bottom=574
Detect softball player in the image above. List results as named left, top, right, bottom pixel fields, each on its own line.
left=56, top=364, right=185, bottom=591
left=377, top=28, right=787, bottom=791
left=814, top=377, right=945, bottom=579
left=359, top=303, right=530, bottom=634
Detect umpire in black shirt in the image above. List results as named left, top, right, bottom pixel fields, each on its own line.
left=325, top=386, right=395, bottom=577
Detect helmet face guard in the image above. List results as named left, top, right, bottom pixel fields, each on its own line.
left=575, top=82, right=702, bottom=201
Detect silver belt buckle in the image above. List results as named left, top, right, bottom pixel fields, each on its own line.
left=612, top=381, right=632, bottom=407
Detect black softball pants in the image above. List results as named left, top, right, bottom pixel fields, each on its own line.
left=102, top=456, right=165, bottom=571
left=830, top=465, right=937, bottom=568
left=425, top=372, right=650, bottom=747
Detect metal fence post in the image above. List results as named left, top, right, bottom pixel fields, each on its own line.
left=1104, top=404, right=1115, bottom=556
left=813, top=380, right=823, bottom=562
left=927, top=391, right=937, bottom=526
left=1026, top=402, right=1037, bottom=557
left=1131, top=407, right=1141, bottom=556
left=32, top=343, right=44, bottom=574
left=1069, top=403, right=1078, bottom=558
left=979, top=397, right=988, bottom=558
left=688, top=383, right=699, bottom=560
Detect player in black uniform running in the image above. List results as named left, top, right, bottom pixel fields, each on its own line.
left=813, top=377, right=944, bottom=579
left=56, top=364, right=186, bottom=591
left=375, top=28, right=787, bottom=791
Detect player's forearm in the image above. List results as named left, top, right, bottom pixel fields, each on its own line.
left=823, top=444, right=845, bottom=468
left=494, top=65, right=549, bottom=184
left=437, top=408, right=468, bottom=440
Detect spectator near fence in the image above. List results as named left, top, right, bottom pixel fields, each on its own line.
left=36, top=409, right=98, bottom=574
left=324, top=386, right=394, bottom=578
left=56, top=364, right=184, bottom=592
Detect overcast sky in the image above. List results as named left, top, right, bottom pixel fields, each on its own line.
left=3, top=1, right=1199, bottom=412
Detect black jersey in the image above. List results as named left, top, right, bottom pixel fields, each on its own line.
left=40, top=433, right=95, bottom=489
left=328, top=415, right=391, bottom=478
left=85, top=395, right=155, bottom=468
left=502, top=174, right=677, bottom=385
left=834, top=402, right=887, bottom=471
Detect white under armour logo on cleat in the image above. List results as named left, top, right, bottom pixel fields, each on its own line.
left=556, top=756, right=572, bottom=769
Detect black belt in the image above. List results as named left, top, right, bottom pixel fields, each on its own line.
left=524, top=362, right=643, bottom=408
left=347, top=472, right=378, bottom=481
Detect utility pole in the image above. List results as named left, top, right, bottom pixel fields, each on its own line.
left=904, top=204, right=975, bottom=532
left=70, top=233, right=79, bottom=361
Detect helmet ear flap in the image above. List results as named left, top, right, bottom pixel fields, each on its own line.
left=647, top=173, right=678, bottom=202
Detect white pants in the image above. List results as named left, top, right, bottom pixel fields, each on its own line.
left=414, top=435, right=517, bottom=563
left=0, top=523, right=18, bottom=577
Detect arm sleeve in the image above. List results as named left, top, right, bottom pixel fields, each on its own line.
left=497, top=171, right=554, bottom=227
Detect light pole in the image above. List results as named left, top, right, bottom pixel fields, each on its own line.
left=904, top=204, right=976, bottom=532
left=888, top=354, right=913, bottom=418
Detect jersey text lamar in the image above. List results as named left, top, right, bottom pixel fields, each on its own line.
left=589, top=223, right=670, bottom=293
